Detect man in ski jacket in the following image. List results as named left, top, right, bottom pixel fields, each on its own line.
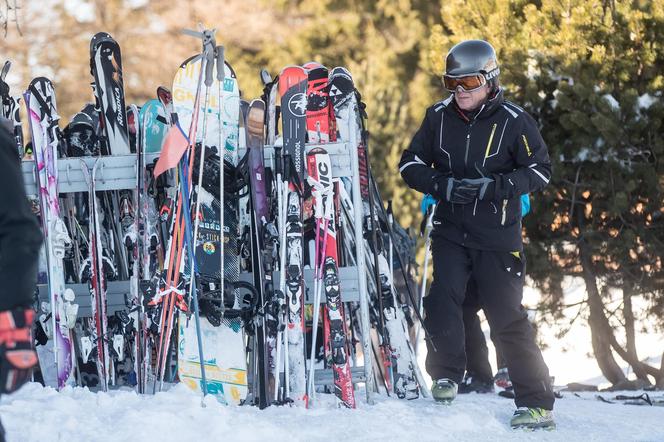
left=399, top=40, right=555, bottom=429
left=0, top=118, right=41, bottom=441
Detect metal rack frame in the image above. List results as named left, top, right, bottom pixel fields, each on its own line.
left=24, top=139, right=375, bottom=404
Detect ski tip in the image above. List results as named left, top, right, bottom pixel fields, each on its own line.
left=260, top=68, right=272, bottom=86
left=249, top=98, right=266, bottom=110
left=329, top=66, right=353, bottom=81
left=90, top=32, right=115, bottom=51
left=278, top=66, right=307, bottom=95
left=302, top=61, right=326, bottom=71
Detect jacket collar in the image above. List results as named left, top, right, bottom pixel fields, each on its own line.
left=449, top=88, right=504, bottom=122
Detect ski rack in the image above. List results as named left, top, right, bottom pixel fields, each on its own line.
left=22, top=153, right=161, bottom=196
left=23, top=140, right=376, bottom=404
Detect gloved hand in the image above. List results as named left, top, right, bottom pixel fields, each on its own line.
left=0, top=308, right=38, bottom=394
left=459, top=176, right=495, bottom=200
left=431, top=176, right=478, bottom=204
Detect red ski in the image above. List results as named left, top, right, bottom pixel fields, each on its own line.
left=306, top=147, right=355, bottom=408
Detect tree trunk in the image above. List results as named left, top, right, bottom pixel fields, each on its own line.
left=622, top=283, right=649, bottom=381
left=579, top=238, right=627, bottom=385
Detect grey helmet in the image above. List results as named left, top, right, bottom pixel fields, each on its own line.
left=445, top=40, right=500, bottom=88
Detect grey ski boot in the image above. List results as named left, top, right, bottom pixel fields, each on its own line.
left=510, top=407, right=555, bottom=430
left=431, top=378, right=457, bottom=404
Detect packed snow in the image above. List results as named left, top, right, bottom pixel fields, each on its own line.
left=0, top=382, right=662, bottom=442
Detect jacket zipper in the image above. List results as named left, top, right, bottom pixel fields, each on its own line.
left=464, top=122, right=474, bottom=168
left=460, top=124, right=473, bottom=222
left=501, top=199, right=508, bottom=225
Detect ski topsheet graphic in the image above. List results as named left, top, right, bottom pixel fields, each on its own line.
left=306, top=147, right=355, bottom=408
left=25, top=77, right=77, bottom=390
left=90, top=32, right=130, bottom=155
left=277, top=66, right=308, bottom=403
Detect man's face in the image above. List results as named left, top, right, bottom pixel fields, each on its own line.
left=454, top=84, right=490, bottom=111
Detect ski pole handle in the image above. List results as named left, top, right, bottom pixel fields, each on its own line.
left=215, top=46, right=225, bottom=83
left=204, top=56, right=215, bottom=87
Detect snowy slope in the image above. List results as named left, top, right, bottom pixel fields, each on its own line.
left=1, top=383, right=662, bottom=442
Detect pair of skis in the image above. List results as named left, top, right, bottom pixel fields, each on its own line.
left=24, top=32, right=132, bottom=390
left=270, top=64, right=355, bottom=408
left=330, top=69, right=429, bottom=399
left=24, top=78, right=78, bottom=390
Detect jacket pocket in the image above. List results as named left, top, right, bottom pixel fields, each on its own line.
left=473, top=198, right=519, bottom=228
left=498, top=197, right=520, bottom=227
left=497, top=250, right=526, bottom=280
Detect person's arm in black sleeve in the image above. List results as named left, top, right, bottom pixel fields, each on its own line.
left=487, top=112, right=552, bottom=200
left=0, top=123, right=43, bottom=311
left=399, top=107, right=447, bottom=195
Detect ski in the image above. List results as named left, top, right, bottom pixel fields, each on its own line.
left=79, top=159, right=111, bottom=391
left=303, top=62, right=331, bottom=143
left=329, top=67, right=426, bottom=399
left=276, top=66, right=308, bottom=403
left=306, top=147, right=355, bottom=408
left=89, top=32, right=131, bottom=155
left=245, top=98, right=275, bottom=407
left=1, top=60, right=24, bottom=157
left=24, top=77, right=78, bottom=389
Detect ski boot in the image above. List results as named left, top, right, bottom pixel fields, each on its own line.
left=458, top=372, right=494, bottom=394
left=431, top=378, right=457, bottom=404
left=495, top=367, right=512, bottom=389
left=510, top=407, right=555, bottom=430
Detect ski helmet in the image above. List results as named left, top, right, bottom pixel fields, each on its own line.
left=443, top=40, right=500, bottom=92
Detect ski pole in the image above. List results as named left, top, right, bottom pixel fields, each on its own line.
left=281, top=156, right=292, bottom=400
left=273, top=149, right=289, bottom=401
left=178, top=158, right=208, bottom=399
left=415, top=205, right=434, bottom=355
left=215, top=45, right=226, bottom=317
left=271, top=144, right=282, bottom=402
left=306, top=214, right=329, bottom=403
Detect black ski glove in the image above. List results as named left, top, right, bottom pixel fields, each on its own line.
left=431, top=176, right=477, bottom=205
left=459, top=177, right=496, bottom=201
left=0, top=308, right=38, bottom=394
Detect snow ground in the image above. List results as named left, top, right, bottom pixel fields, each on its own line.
left=1, top=383, right=662, bottom=442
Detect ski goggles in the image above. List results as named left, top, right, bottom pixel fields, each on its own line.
left=443, top=73, right=487, bottom=93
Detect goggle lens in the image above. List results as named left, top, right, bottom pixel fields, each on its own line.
left=443, top=74, right=486, bottom=92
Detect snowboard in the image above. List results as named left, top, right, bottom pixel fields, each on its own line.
left=173, top=54, right=247, bottom=405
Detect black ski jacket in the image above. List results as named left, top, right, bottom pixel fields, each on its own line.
left=399, top=90, right=552, bottom=252
left=0, top=123, right=42, bottom=311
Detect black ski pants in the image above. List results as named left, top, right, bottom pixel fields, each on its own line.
left=463, top=280, right=506, bottom=381
left=423, top=236, right=554, bottom=410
